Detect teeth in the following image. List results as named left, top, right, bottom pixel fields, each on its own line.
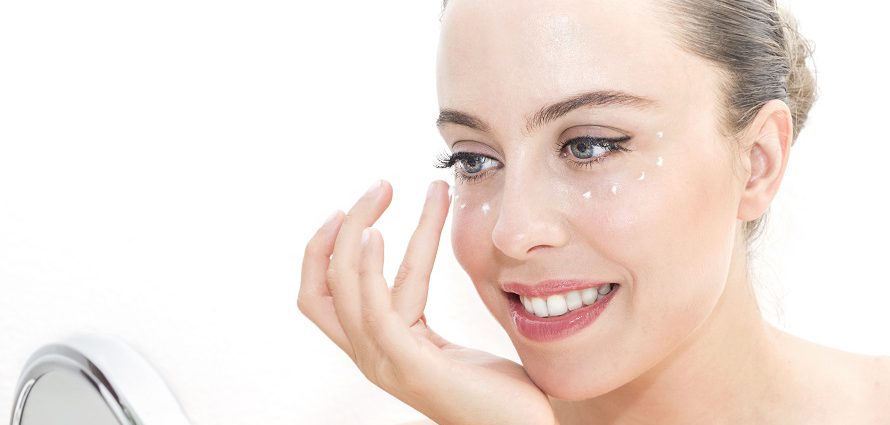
left=521, top=295, right=533, bottom=313
left=580, top=288, right=597, bottom=305
left=531, top=297, right=548, bottom=317
left=565, top=290, right=583, bottom=311
left=518, top=285, right=615, bottom=318
left=546, top=295, right=568, bottom=316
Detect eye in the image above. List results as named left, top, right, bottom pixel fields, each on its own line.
left=434, top=151, right=501, bottom=184
left=555, top=136, right=632, bottom=168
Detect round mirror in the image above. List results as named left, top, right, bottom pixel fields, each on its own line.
left=9, top=334, right=191, bottom=425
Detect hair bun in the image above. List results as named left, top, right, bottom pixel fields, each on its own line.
left=777, top=6, right=817, bottom=145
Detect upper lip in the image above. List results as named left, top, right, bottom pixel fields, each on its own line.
left=501, top=279, right=614, bottom=298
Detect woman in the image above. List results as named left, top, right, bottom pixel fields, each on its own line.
left=298, top=0, right=890, bottom=423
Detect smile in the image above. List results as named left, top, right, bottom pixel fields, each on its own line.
left=519, top=283, right=614, bottom=318
left=503, top=282, right=620, bottom=342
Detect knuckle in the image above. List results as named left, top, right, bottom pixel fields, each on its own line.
left=296, top=293, right=310, bottom=315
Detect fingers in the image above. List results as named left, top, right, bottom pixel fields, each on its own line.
left=298, top=209, right=354, bottom=355
left=358, top=227, right=391, bottom=314
left=327, top=179, right=393, bottom=338
left=391, top=180, right=451, bottom=325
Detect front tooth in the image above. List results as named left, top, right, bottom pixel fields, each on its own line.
left=531, top=297, right=548, bottom=317
left=581, top=288, right=597, bottom=305
left=597, top=284, right=612, bottom=295
left=565, top=290, right=583, bottom=311
left=546, top=294, right=568, bottom=316
left=521, top=296, right=534, bottom=314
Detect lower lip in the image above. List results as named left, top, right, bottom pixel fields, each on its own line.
left=507, top=286, right=619, bottom=343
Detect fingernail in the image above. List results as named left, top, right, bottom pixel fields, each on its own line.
left=427, top=181, right=438, bottom=199
left=361, top=228, right=371, bottom=246
left=365, top=179, right=382, bottom=197
left=323, top=210, right=339, bottom=228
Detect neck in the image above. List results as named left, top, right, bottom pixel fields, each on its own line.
left=552, top=233, right=787, bottom=425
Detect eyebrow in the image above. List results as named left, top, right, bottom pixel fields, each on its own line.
left=436, top=90, right=657, bottom=134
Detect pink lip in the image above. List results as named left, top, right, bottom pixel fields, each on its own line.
left=506, top=285, right=619, bottom=342
left=501, top=279, right=611, bottom=297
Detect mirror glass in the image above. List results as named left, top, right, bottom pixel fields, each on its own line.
left=18, top=368, right=122, bottom=425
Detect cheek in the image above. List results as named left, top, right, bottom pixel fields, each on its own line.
left=524, top=141, right=742, bottom=398
left=450, top=187, right=500, bottom=277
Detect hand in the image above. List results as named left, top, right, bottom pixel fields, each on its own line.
left=298, top=179, right=557, bottom=425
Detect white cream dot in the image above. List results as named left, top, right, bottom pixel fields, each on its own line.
left=637, top=171, right=646, bottom=181
left=656, top=156, right=664, bottom=167
left=610, top=184, right=619, bottom=195
left=481, top=202, right=490, bottom=215
left=460, top=203, right=466, bottom=209
left=656, top=131, right=664, bottom=139
left=582, top=191, right=591, bottom=199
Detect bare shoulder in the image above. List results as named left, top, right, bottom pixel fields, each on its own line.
left=864, top=355, right=890, bottom=423
left=871, top=355, right=890, bottom=397
left=776, top=331, right=890, bottom=422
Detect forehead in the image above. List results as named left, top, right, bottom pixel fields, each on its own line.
left=436, top=0, right=713, bottom=122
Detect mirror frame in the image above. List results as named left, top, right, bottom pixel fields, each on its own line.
left=9, top=334, right=191, bottom=425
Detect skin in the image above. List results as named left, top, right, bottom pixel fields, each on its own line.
left=299, top=0, right=890, bottom=424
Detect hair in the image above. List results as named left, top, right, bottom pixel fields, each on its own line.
left=657, top=0, right=818, bottom=242
left=439, top=0, right=818, bottom=243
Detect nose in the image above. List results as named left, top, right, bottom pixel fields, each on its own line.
left=490, top=163, right=571, bottom=260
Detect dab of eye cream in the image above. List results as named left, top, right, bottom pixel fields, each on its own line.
left=637, top=171, right=646, bottom=181
left=481, top=202, right=490, bottom=215
left=656, top=156, right=664, bottom=167
left=460, top=203, right=466, bottom=209
left=611, top=184, right=619, bottom=195
left=656, top=131, right=664, bottom=139
left=582, top=190, right=591, bottom=199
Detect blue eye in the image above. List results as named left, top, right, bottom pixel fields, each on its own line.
left=557, top=136, right=632, bottom=167
left=434, top=151, right=500, bottom=183
left=458, top=154, right=494, bottom=174
left=569, top=138, right=612, bottom=159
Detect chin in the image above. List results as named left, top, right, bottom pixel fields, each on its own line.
left=519, top=353, right=630, bottom=400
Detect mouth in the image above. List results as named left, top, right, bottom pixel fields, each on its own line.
left=502, top=282, right=620, bottom=342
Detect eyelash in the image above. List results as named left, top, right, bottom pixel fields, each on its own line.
left=434, top=136, right=632, bottom=184
left=553, top=136, right=633, bottom=167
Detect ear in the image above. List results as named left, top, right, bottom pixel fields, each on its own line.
left=737, top=99, right=794, bottom=222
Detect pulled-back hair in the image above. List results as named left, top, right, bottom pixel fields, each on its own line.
left=658, top=0, right=817, bottom=240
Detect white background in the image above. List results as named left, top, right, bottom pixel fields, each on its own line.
left=1, top=1, right=888, bottom=424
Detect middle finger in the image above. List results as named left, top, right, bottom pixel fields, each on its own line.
left=327, top=179, right=393, bottom=336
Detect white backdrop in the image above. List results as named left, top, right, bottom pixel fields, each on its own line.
left=1, top=1, right=887, bottom=424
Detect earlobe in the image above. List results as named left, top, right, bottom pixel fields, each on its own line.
left=737, top=99, right=794, bottom=222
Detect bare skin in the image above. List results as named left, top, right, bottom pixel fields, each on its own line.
left=300, top=0, right=890, bottom=424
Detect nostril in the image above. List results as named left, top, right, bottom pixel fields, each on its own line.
left=527, top=244, right=548, bottom=254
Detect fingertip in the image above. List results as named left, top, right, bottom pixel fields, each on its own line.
left=361, top=227, right=371, bottom=247
left=361, top=227, right=384, bottom=261
left=327, top=209, right=344, bottom=230
left=359, top=228, right=375, bottom=275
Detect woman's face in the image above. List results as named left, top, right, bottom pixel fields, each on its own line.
left=437, top=0, right=748, bottom=399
